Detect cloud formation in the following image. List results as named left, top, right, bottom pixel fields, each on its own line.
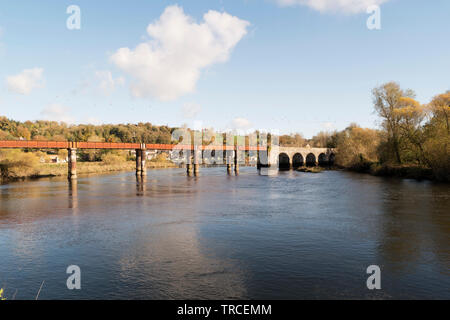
left=275, top=0, right=389, bottom=14
left=231, top=117, right=252, bottom=130
left=111, top=5, right=250, bottom=101
left=6, top=68, right=45, bottom=95
left=40, top=103, right=74, bottom=124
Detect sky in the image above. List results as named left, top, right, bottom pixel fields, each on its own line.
left=0, top=0, right=449, bottom=138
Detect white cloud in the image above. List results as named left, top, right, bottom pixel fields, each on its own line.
left=40, top=104, right=74, bottom=124
left=6, top=68, right=45, bottom=95
left=110, top=5, right=250, bottom=101
left=231, top=117, right=252, bottom=130
left=275, top=0, right=390, bottom=14
left=181, top=102, right=202, bottom=119
left=95, top=70, right=125, bottom=95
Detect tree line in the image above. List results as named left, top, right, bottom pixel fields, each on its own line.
left=308, top=83, right=449, bottom=181
left=0, top=120, right=175, bottom=144
left=1, top=81, right=448, bottom=180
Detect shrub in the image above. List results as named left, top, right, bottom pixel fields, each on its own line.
left=150, top=152, right=169, bottom=163
left=0, top=150, right=40, bottom=179
left=101, top=152, right=127, bottom=165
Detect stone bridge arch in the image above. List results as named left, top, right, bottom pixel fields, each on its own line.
left=274, top=147, right=336, bottom=170
left=278, top=153, right=290, bottom=170
left=292, top=153, right=304, bottom=169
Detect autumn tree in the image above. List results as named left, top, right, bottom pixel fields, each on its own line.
left=310, top=131, right=336, bottom=148
left=393, top=97, right=429, bottom=165
left=422, top=92, right=450, bottom=180
left=334, top=124, right=381, bottom=167
left=428, top=92, right=450, bottom=134
left=279, top=133, right=305, bottom=147
left=372, top=82, right=416, bottom=164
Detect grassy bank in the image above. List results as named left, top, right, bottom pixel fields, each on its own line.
left=1, top=160, right=177, bottom=182
left=0, top=149, right=178, bottom=182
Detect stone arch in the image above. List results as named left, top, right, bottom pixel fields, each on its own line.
left=305, top=153, right=316, bottom=167
left=278, top=153, right=290, bottom=170
left=292, top=153, right=304, bottom=169
left=318, top=153, right=328, bottom=167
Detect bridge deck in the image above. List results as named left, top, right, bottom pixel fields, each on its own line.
left=0, top=140, right=267, bottom=151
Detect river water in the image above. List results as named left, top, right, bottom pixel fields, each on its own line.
left=0, top=167, right=449, bottom=299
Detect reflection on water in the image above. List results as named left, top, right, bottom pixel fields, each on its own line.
left=0, top=168, right=449, bottom=299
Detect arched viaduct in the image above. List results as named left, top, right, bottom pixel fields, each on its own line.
left=270, top=147, right=336, bottom=170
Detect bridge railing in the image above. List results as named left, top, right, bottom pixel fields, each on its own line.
left=0, top=140, right=268, bottom=151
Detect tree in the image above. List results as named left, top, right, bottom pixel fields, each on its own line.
left=279, top=133, right=305, bottom=147
left=393, top=97, right=429, bottom=165
left=311, top=131, right=334, bottom=148
left=422, top=92, right=450, bottom=180
left=372, top=82, right=415, bottom=164
left=334, top=125, right=381, bottom=167
left=428, top=92, right=450, bottom=134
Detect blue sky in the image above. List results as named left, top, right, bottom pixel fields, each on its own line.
left=0, top=0, right=449, bottom=137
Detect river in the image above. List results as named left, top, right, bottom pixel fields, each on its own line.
left=0, top=167, right=449, bottom=299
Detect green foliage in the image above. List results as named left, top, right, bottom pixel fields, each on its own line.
left=0, top=117, right=174, bottom=144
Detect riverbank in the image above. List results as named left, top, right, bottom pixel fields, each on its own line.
left=345, top=161, right=446, bottom=181
left=295, top=162, right=446, bottom=182
left=0, top=161, right=177, bottom=182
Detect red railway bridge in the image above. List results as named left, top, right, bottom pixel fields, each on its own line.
left=0, top=140, right=268, bottom=179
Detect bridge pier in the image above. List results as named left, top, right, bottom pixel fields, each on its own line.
left=226, top=154, right=233, bottom=175
left=135, top=149, right=142, bottom=176
left=141, top=149, right=147, bottom=176
left=193, top=146, right=200, bottom=176
left=135, top=147, right=147, bottom=176
left=234, top=147, right=240, bottom=175
left=68, top=148, right=77, bottom=179
left=257, top=152, right=261, bottom=170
